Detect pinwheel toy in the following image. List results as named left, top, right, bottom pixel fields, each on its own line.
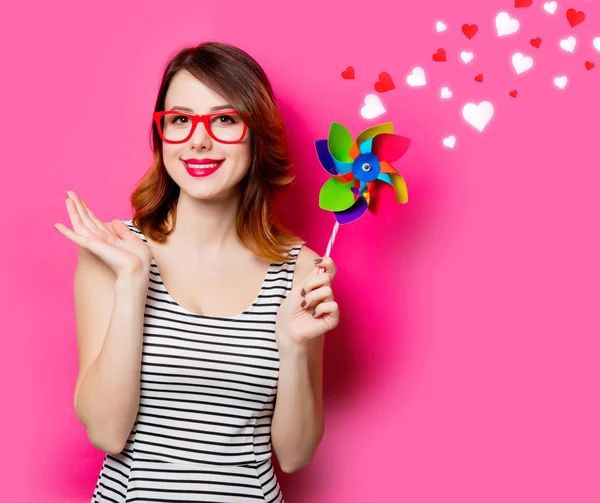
left=314, top=121, right=412, bottom=264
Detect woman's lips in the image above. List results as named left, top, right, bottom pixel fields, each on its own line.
left=184, top=160, right=224, bottom=177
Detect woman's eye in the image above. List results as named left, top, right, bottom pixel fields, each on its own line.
left=216, top=114, right=236, bottom=124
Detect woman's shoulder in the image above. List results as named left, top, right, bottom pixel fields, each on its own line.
left=290, top=243, right=321, bottom=284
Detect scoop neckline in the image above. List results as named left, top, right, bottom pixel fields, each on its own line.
left=150, top=256, right=276, bottom=321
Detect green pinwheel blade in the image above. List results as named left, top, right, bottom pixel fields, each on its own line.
left=328, top=122, right=354, bottom=163
left=319, top=178, right=356, bottom=212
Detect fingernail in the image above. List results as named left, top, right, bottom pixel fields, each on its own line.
left=312, top=310, right=317, bottom=317
left=314, top=258, right=323, bottom=264
left=301, top=288, right=305, bottom=297
left=301, top=300, right=306, bottom=308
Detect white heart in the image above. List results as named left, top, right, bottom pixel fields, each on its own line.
left=593, top=37, right=600, bottom=52
left=406, top=67, right=426, bottom=87
left=360, top=94, right=386, bottom=119
left=512, top=53, right=534, bottom=74
left=543, top=1, right=557, bottom=14
left=554, top=76, right=567, bottom=89
left=560, top=36, right=576, bottom=53
left=462, top=101, right=494, bottom=132
left=460, top=51, right=474, bottom=64
left=443, top=136, right=456, bottom=149
left=496, top=12, right=520, bottom=37
left=441, top=86, right=453, bottom=99
left=436, top=21, right=447, bottom=32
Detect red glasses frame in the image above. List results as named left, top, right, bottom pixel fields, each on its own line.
left=153, top=110, right=249, bottom=145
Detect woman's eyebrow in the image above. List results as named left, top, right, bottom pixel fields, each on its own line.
left=169, top=104, right=235, bottom=113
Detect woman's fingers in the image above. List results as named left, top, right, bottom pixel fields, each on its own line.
left=67, top=191, right=103, bottom=237
left=54, top=223, right=101, bottom=251
left=65, top=197, right=92, bottom=237
left=55, top=222, right=144, bottom=276
left=316, top=256, right=337, bottom=279
left=300, top=271, right=331, bottom=298
left=301, top=285, right=334, bottom=312
left=313, top=301, right=340, bottom=330
left=79, top=197, right=113, bottom=237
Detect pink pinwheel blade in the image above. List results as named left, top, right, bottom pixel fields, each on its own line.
left=367, top=181, right=400, bottom=216
left=371, top=134, right=412, bottom=162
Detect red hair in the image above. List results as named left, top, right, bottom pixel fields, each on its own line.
left=131, top=41, right=302, bottom=262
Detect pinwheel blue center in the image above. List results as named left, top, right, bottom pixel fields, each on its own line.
left=352, top=152, right=380, bottom=183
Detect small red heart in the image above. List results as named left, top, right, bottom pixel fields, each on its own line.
left=515, top=0, right=533, bottom=7
left=475, top=74, right=484, bottom=83
left=566, top=8, right=585, bottom=27
left=509, top=90, right=518, bottom=98
left=530, top=37, right=542, bottom=49
left=585, top=61, right=595, bottom=71
left=341, top=66, right=355, bottom=80
left=432, top=48, right=447, bottom=63
left=374, top=72, right=395, bottom=93
left=462, top=24, right=478, bottom=40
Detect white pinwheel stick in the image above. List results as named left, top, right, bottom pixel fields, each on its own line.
left=318, top=220, right=339, bottom=275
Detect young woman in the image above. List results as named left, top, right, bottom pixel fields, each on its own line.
left=55, top=41, right=340, bottom=503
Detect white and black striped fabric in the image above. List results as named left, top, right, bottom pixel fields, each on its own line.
left=90, top=219, right=303, bottom=503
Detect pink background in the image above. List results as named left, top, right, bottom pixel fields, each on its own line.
left=1, top=0, right=599, bottom=501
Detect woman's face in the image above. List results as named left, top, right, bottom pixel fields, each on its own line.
left=161, top=70, right=252, bottom=202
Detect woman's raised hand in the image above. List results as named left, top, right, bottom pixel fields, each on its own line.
left=55, top=191, right=153, bottom=279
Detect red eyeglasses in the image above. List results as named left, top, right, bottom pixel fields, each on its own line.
left=153, top=110, right=249, bottom=144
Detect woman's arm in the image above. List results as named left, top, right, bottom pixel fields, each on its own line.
left=73, top=245, right=149, bottom=455
left=270, top=247, right=326, bottom=473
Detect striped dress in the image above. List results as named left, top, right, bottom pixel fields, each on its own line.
left=91, top=219, right=303, bottom=503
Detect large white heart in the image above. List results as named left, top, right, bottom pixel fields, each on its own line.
left=593, top=37, right=600, bottom=53
left=560, top=36, right=576, bottom=53
left=406, top=67, right=426, bottom=87
left=443, top=135, right=456, bottom=149
left=512, top=53, right=534, bottom=74
left=462, top=101, right=494, bottom=132
left=461, top=51, right=474, bottom=64
left=440, top=87, right=452, bottom=99
left=360, top=94, right=386, bottom=119
left=543, top=1, right=557, bottom=14
left=496, top=12, right=519, bottom=37
left=436, top=21, right=447, bottom=32
left=554, top=76, right=567, bottom=89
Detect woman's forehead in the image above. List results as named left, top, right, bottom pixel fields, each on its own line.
left=165, top=71, right=229, bottom=112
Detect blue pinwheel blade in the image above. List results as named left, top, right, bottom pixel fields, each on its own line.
left=333, top=159, right=353, bottom=175
left=377, top=173, right=393, bottom=185
left=359, top=137, right=374, bottom=154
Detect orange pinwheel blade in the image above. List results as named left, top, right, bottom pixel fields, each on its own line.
left=349, top=142, right=361, bottom=160
left=379, top=160, right=398, bottom=174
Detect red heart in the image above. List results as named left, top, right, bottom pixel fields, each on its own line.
left=341, top=66, right=355, bottom=80
left=509, top=90, right=518, bottom=98
left=530, top=37, right=542, bottom=48
left=432, top=48, right=447, bottom=63
left=585, top=61, right=595, bottom=71
left=474, top=74, right=484, bottom=82
left=515, top=0, right=533, bottom=7
left=566, top=8, right=585, bottom=27
left=374, top=72, right=395, bottom=93
left=462, top=24, right=478, bottom=40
